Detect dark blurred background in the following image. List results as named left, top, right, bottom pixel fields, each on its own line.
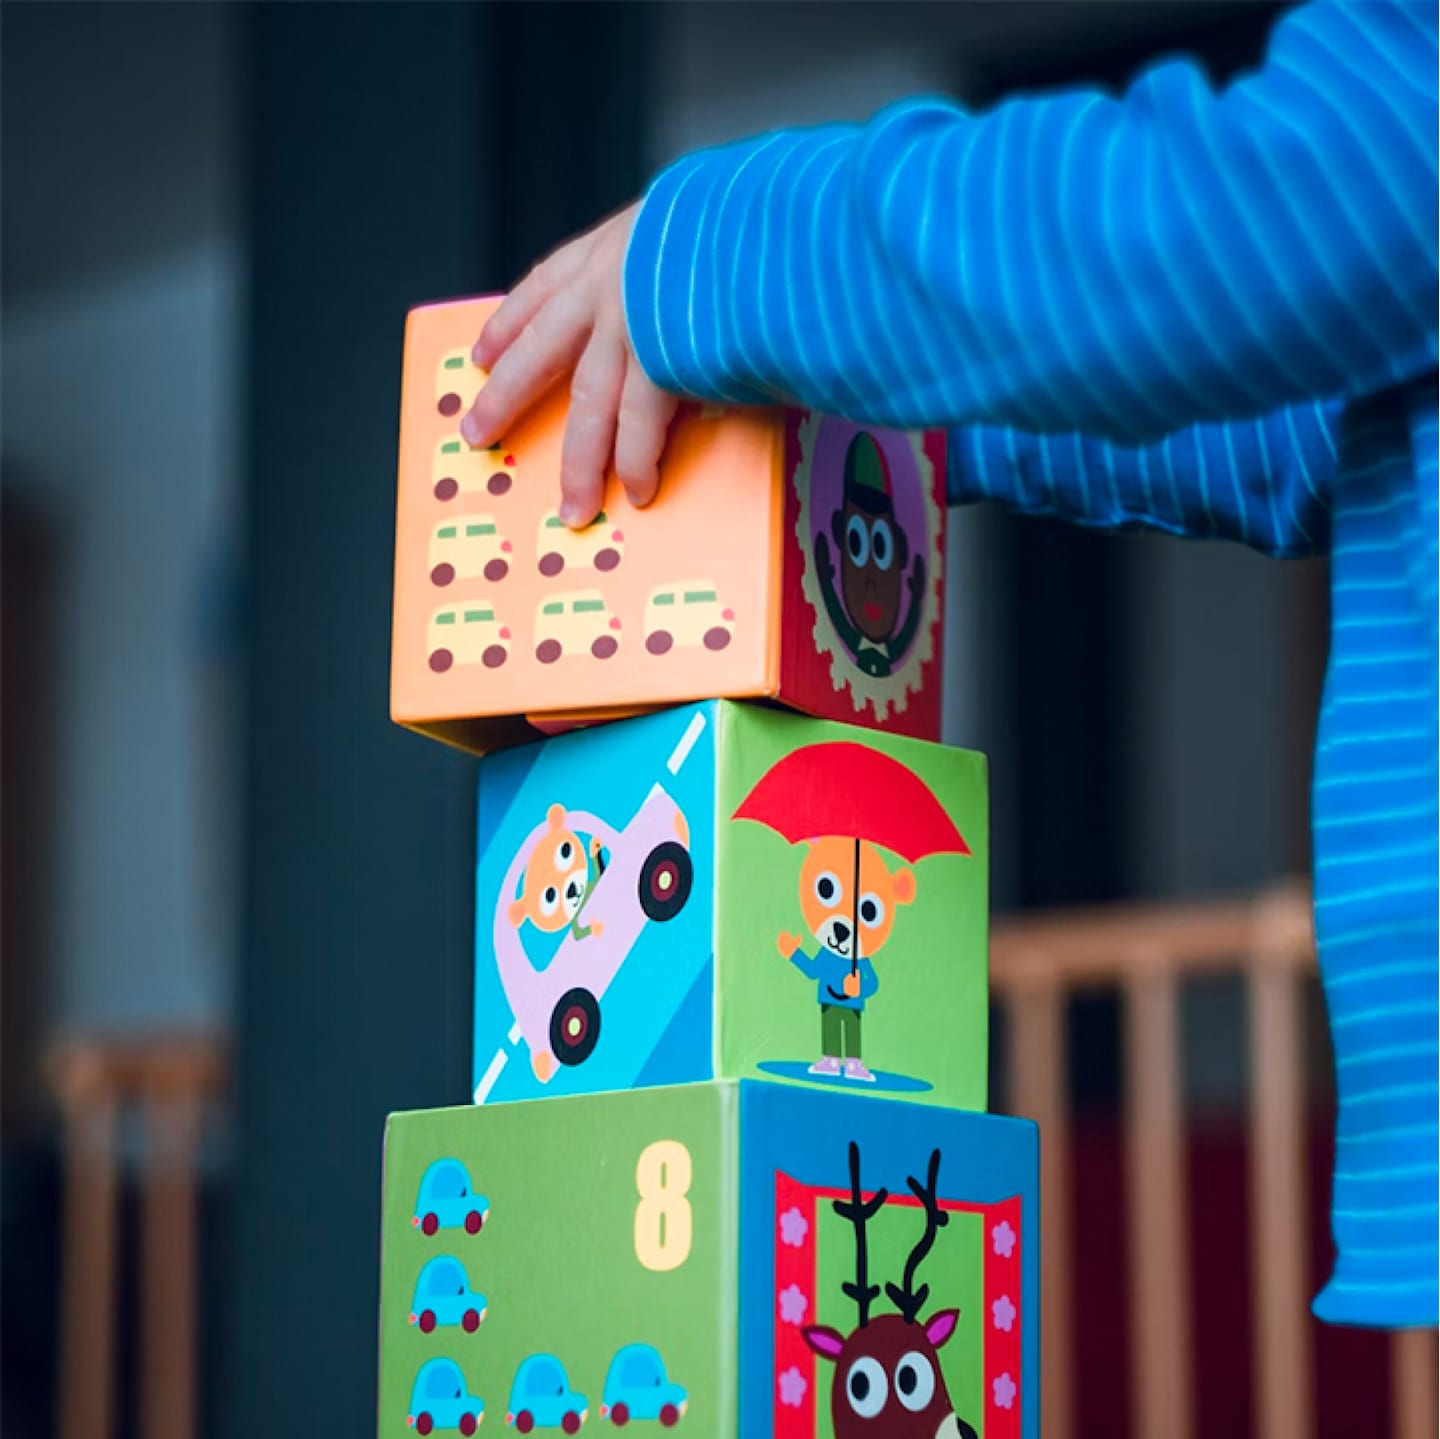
left=2, top=2, right=1369, bottom=1436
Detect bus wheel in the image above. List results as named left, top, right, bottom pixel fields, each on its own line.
left=429, top=649, right=453, bottom=674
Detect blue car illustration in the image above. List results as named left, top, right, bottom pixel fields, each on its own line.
left=408, top=1357, right=485, bottom=1435
left=409, top=1256, right=489, bottom=1334
left=413, top=1157, right=490, bottom=1236
left=600, top=1344, right=687, bottom=1426
left=506, top=1353, right=588, bottom=1433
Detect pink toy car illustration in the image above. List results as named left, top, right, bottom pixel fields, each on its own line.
left=493, top=785, right=692, bottom=1083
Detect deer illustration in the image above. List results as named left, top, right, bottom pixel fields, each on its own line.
left=803, top=1142, right=979, bottom=1439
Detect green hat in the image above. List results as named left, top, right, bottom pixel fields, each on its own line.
left=843, top=432, right=892, bottom=503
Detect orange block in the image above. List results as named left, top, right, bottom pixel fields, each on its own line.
left=391, top=296, right=947, bottom=753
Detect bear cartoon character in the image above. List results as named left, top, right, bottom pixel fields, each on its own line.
left=507, top=804, right=607, bottom=942
left=776, top=835, right=916, bottom=1081
left=814, top=431, right=926, bottom=678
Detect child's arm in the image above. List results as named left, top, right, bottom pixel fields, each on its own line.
left=950, top=397, right=1339, bottom=557
left=625, top=0, right=1435, bottom=444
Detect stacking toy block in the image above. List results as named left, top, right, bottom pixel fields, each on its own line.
left=379, top=1081, right=1039, bottom=1437
left=391, top=296, right=948, bottom=754
left=472, top=700, right=987, bottom=1112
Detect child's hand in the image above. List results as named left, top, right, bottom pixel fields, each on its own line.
left=461, top=203, right=680, bottom=530
left=842, top=972, right=861, bottom=998
left=776, top=931, right=802, bottom=958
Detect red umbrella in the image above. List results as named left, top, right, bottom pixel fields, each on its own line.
left=733, top=741, right=970, bottom=974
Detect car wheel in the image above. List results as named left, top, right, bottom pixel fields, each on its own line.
left=610, top=1403, right=630, bottom=1426
left=418, top=1310, right=436, bottom=1334
left=459, top=1413, right=478, bottom=1436
left=549, top=988, right=601, bottom=1067
left=538, top=551, right=564, bottom=578
left=595, top=547, right=621, bottom=572
left=487, top=471, right=511, bottom=496
left=431, top=563, right=456, bottom=587
left=702, top=626, right=731, bottom=651
left=645, top=630, right=673, bottom=656
left=660, top=1404, right=680, bottom=1427
left=590, top=634, right=618, bottom=660
left=638, top=841, right=693, bottom=922
left=433, top=477, right=458, bottom=502
left=562, top=1413, right=582, bottom=1435
left=465, top=1209, right=484, bottom=1234
left=482, top=645, right=507, bottom=670
left=428, top=649, right=453, bottom=674
left=462, top=1309, right=481, bottom=1332
left=516, top=1413, right=535, bottom=1434
left=536, top=639, right=562, bottom=664
left=421, top=1213, right=439, bottom=1236
left=415, top=1414, right=434, bottom=1436
left=484, top=558, right=509, bottom=582
left=437, top=393, right=461, bottom=418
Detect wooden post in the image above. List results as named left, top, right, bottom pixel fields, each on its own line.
left=1008, top=971, right=1072, bottom=1439
left=141, top=1082, right=204, bottom=1439
left=1124, top=970, right=1194, bottom=1439
left=1248, top=894, right=1315, bottom=1439
left=1391, top=1329, right=1439, bottom=1439
left=53, top=1048, right=119, bottom=1439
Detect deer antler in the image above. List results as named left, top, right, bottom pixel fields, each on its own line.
left=886, top=1148, right=949, bottom=1324
left=832, top=1140, right=887, bottom=1328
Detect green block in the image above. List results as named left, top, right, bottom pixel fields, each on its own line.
left=380, top=1081, right=1039, bottom=1438
left=475, top=701, right=988, bottom=1113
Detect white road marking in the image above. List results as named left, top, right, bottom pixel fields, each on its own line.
left=474, top=1047, right=508, bottom=1104
left=507, top=1019, right=522, bottom=1045
left=667, top=711, right=707, bottom=775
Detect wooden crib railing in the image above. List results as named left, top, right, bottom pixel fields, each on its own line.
left=991, top=880, right=1438, bottom=1439
left=46, top=1034, right=227, bottom=1439
left=44, top=890, right=1435, bottom=1439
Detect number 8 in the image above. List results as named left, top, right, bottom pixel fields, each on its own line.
left=634, top=1140, right=692, bottom=1272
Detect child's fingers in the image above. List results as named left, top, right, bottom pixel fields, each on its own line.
left=473, top=242, right=587, bottom=369
left=462, top=293, right=589, bottom=448
left=614, top=360, right=679, bottom=510
left=558, top=333, right=625, bottom=529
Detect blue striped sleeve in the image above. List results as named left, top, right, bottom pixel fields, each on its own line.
left=624, top=0, right=1438, bottom=449
left=950, top=398, right=1340, bottom=556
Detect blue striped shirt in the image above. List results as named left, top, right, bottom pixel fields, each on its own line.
left=624, top=0, right=1438, bottom=1327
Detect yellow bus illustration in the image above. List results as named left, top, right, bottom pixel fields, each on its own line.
left=427, top=603, right=511, bottom=674
left=643, top=584, right=734, bottom=655
left=534, top=591, right=621, bottom=664
left=535, top=511, right=625, bottom=578
left=429, top=515, right=512, bottom=587
left=431, top=436, right=517, bottom=502
left=435, top=349, right=487, bottom=420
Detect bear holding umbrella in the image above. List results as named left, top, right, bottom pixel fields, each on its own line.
left=734, top=741, right=970, bottom=1084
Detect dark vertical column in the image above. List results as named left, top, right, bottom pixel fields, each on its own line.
left=226, top=5, right=653, bottom=1433
left=227, top=8, right=489, bottom=1433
